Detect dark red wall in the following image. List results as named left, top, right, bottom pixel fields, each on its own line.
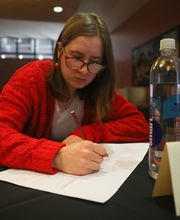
left=111, top=0, right=180, bottom=88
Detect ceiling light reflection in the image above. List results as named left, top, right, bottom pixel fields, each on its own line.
left=53, top=6, right=63, bottom=13
left=1, top=54, right=6, bottom=59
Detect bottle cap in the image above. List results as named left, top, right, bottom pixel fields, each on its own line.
left=160, top=38, right=175, bottom=51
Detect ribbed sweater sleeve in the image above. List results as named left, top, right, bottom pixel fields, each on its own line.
left=0, top=61, right=65, bottom=174
left=70, top=91, right=149, bottom=143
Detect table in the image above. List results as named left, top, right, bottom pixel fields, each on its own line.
left=0, top=155, right=179, bottom=220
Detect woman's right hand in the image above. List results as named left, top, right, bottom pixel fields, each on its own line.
left=52, top=140, right=107, bottom=175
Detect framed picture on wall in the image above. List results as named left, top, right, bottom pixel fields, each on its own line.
left=132, top=25, right=180, bottom=86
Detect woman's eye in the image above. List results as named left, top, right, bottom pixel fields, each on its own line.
left=89, top=59, right=102, bottom=64
left=73, top=56, right=82, bottom=60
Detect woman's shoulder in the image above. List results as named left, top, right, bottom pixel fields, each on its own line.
left=1, top=60, right=52, bottom=94
left=10, top=60, right=52, bottom=83
left=112, top=89, right=126, bottom=101
left=15, top=60, right=52, bottom=76
left=110, top=89, right=131, bottom=109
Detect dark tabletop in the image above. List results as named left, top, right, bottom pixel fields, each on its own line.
left=0, top=155, right=179, bottom=220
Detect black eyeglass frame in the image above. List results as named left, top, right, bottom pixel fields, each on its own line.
left=62, top=47, right=106, bottom=74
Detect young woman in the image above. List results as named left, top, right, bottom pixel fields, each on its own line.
left=0, top=13, right=149, bottom=176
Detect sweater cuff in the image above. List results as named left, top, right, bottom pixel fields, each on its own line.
left=31, top=139, right=65, bottom=174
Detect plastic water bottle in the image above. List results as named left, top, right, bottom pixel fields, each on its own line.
left=149, top=38, right=180, bottom=179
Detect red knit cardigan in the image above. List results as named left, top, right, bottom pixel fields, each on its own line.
left=0, top=60, right=149, bottom=174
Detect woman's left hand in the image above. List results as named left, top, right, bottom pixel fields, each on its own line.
left=62, top=135, right=83, bottom=145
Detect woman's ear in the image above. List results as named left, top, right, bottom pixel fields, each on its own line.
left=57, top=42, right=62, bottom=58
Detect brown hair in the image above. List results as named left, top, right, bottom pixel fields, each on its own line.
left=48, top=12, right=115, bottom=121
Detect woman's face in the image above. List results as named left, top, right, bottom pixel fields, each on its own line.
left=59, top=35, right=104, bottom=95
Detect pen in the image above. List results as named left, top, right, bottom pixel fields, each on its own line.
left=70, top=110, right=87, bottom=140
left=70, top=110, right=109, bottom=157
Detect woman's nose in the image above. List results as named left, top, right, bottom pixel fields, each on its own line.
left=77, top=64, right=89, bottom=75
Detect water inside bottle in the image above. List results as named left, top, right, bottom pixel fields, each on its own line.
left=149, top=82, right=180, bottom=179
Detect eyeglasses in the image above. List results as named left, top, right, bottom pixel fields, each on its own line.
left=62, top=48, right=105, bottom=74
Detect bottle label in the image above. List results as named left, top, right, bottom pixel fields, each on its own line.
left=163, top=95, right=180, bottom=120
left=149, top=117, right=163, bottom=148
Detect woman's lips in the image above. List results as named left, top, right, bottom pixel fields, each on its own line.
left=74, top=77, right=86, bottom=82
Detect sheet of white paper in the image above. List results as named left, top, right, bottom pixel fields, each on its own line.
left=0, top=143, right=148, bottom=203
